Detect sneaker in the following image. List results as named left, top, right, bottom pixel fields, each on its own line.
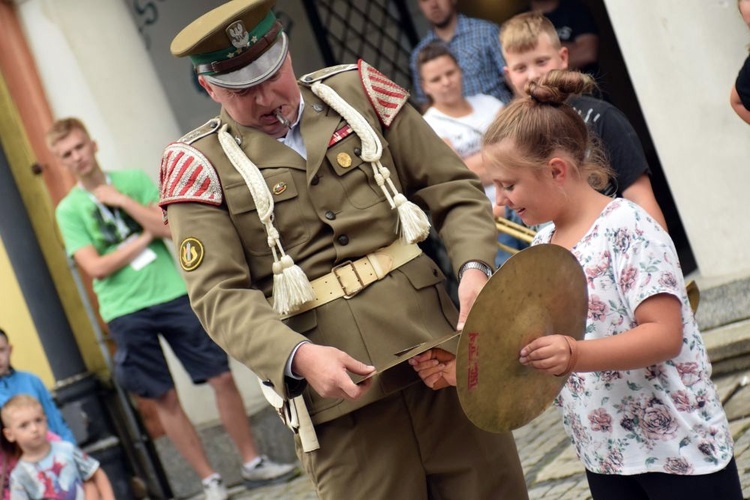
left=242, top=455, right=300, bottom=489
left=202, top=475, right=228, bottom=500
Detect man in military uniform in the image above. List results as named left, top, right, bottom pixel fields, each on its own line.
left=160, top=0, right=527, bottom=498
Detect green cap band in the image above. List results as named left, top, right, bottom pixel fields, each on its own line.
left=189, top=11, right=278, bottom=74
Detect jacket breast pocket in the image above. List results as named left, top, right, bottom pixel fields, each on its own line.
left=326, top=135, right=387, bottom=209
left=223, top=169, right=310, bottom=256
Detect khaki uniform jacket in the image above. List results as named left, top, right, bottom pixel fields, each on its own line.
left=161, top=67, right=497, bottom=424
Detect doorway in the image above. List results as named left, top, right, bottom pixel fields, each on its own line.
left=584, top=0, right=697, bottom=274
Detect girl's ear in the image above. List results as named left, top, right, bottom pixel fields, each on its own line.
left=548, top=156, right=568, bottom=182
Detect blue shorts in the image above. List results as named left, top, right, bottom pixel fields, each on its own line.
left=108, top=295, right=230, bottom=399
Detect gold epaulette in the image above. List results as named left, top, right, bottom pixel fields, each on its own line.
left=178, top=117, right=221, bottom=144
left=298, top=64, right=357, bottom=86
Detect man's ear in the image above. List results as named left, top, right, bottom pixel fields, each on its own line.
left=197, top=76, right=219, bottom=102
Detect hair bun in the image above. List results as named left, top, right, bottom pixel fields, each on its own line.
left=526, top=70, right=596, bottom=105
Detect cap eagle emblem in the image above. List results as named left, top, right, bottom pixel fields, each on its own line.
left=226, top=21, right=250, bottom=50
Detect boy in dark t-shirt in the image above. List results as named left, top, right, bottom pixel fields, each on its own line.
left=500, top=12, right=667, bottom=230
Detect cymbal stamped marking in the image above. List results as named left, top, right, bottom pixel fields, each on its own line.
left=467, top=332, right=480, bottom=391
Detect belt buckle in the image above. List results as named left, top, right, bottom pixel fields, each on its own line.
left=332, top=260, right=364, bottom=299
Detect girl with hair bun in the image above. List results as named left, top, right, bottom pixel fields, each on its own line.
left=413, top=70, right=743, bottom=499
left=490, top=70, right=742, bottom=498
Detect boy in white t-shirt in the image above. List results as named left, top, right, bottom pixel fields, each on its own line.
left=3, top=395, right=114, bottom=500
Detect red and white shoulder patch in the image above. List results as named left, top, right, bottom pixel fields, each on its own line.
left=159, top=143, right=223, bottom=212
left=358, top=60, right=408, bottom=128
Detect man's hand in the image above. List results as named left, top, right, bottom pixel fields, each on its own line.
left=456, top=269, right=489, bottom=331
left=292, top=343, right=375, bottom=400
left=91, top=184, right=128, bottom=207
left=409, top=348, right=456, bottom=390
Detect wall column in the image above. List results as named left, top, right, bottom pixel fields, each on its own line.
left=603, top=0, right=750, bottom=281
left=15, top=0, right=265, bottom=424
left=0, top=3, right=74, bottom=204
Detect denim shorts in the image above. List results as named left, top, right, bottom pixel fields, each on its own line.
left=108, top=295, right=230, bottom=399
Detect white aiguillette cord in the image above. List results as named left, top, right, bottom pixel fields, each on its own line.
left=217, top=124, right=315, bottom=315
left=311, top=81, right=430, bottom=244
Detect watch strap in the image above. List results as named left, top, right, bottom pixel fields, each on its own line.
left=457, top=260, right=493, bottom=281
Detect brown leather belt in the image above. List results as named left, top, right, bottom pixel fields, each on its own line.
left=272, top=241, right=422, bottom=320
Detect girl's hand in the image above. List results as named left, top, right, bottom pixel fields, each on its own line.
left=409, top=348, right=457, bottom=389
left=519, top=335, right=576, bottom=376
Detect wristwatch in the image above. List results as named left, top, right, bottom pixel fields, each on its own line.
left=457, top=260, right=494, bottom=281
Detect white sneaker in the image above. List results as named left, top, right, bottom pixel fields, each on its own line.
left=242, top=456, right=299, bottom=489
left=202, top=475, right=228, bottom=500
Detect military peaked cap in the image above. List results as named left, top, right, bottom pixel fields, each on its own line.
left=171, top=0, right=288, bottom=89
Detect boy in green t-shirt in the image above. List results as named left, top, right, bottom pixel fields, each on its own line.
left=48, top=118, right=297, bottom=500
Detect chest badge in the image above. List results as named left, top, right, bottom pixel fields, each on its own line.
left=336, top=152, right=352, bottom=168
left=272, top=182, right=288, bottom=195
left=179, top=237, right=204, bottom=272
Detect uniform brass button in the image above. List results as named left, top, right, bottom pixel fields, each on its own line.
left=354, top=147, right=362, bottom=157
left=337, top=235, right=349, bottom=245
left=325, top=211, right=336, bottom=220
left=311, top=175, right=320, bottom=186
left=312, top=103, right=324, bottom=112
left=337, top=152, right=352, bottom=168
left=272, top=182, right=287, bottom=195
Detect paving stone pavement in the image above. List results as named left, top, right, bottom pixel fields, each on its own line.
left=224, top=369, right=750, bottom=500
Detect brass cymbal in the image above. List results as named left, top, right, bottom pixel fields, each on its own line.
left=456, top=244, right=588, bottom=433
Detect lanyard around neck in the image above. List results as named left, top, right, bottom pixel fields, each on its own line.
left=82, top=175, right=131, bottom=241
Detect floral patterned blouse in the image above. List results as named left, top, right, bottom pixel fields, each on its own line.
left=534, top=198, right=733, bottom=475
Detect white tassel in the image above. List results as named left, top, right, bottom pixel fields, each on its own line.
left=272, top=255, right=316, bottom=315
left=218, top=124, right=315, bottom=314
left=394, top=194, right=430, bottom=243
left=310, top=81, right=431, bottom=243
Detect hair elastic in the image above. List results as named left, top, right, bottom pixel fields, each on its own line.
left=555, top=335, right=579, bottom=377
